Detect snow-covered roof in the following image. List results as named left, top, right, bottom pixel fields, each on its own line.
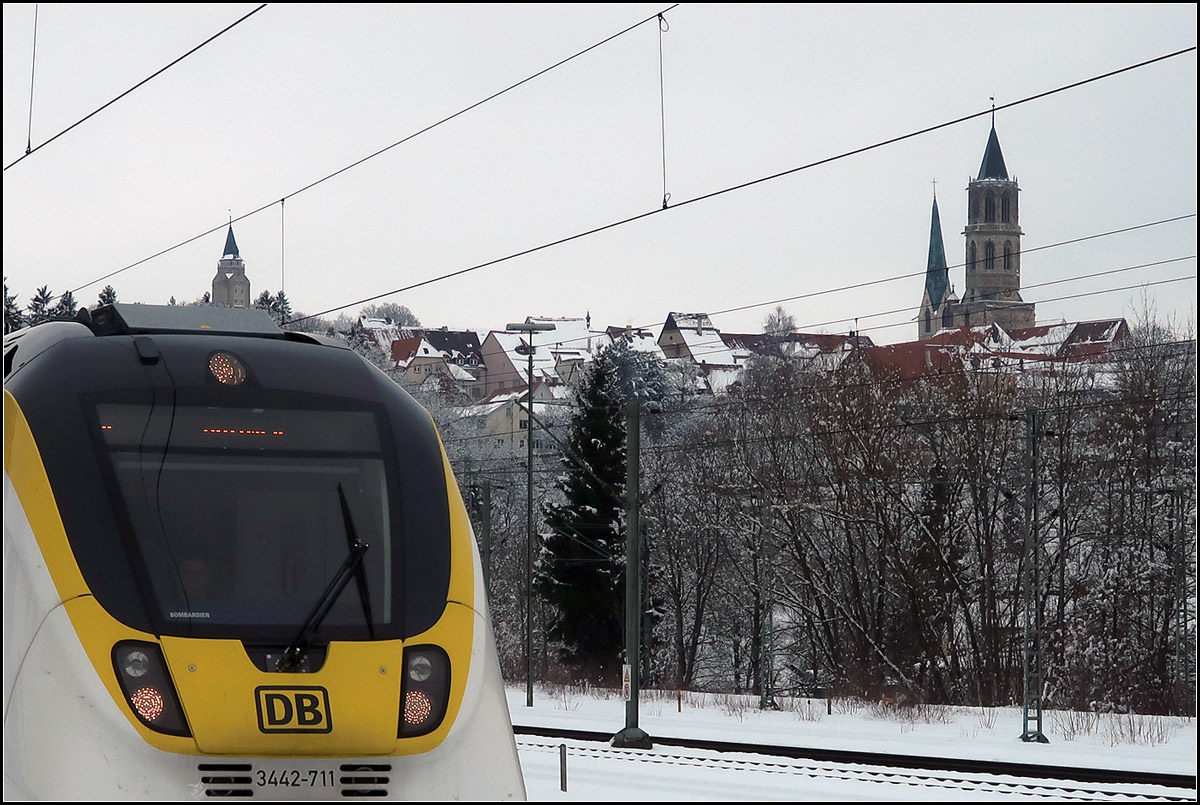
left=525, top=316, right=596, bottom=355
left=704, top=367, right=743, bottom=394
left=490, top=331, right=562, bottom=384
left=488, top=317, right=600, bottom=385
left=661, top=313, right=740, bottom=366
left=360, top=318, right=409, bottom=357
left=605, top=326, right=667, bottom=359
left=392, top=336, right=441, bottom=367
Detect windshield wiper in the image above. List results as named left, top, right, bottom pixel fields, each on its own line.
left=276, top=483, right=374, bottom=672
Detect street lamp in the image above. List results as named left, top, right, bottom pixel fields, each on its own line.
left=506, top=319, right=555, bottom=708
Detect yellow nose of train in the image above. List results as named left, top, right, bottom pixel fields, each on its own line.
left=3, top=305, right=525, bottom=799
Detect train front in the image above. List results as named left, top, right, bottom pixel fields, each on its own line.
left=2, top=305, right=524, bottom=800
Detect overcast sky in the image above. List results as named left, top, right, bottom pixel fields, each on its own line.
left=3, top=4, right=1196, bottom=344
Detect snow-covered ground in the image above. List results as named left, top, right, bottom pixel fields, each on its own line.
left=507, top=685, right=1197, bottom=801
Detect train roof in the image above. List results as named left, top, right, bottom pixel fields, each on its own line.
left=88, top=303, right=284, bottom=338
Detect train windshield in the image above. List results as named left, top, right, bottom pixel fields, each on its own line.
left=92, top=398, right=398, bottom=641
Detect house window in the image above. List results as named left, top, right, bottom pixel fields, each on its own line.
left=985, top=241, right=995, bottom=271
left=519, top=419, right=528, bottom=430
left=1003, top=241, right=1012, bottom=270
left=1001, top=195, right=1010, bottom=223
left=985, top=194, right=996, bottom=223
left=968, top=243, right=977, bottom=271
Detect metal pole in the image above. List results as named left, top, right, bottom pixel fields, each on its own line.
left=525, top=339, right=535, bottom=709
left=1020, top=408, right=1048, bottom=743
left=613, top=397, right=651, bottom=748
left=481, top=479, right=492, bottom=602
left=759, top=504, right=777, bottom=710
left=506, top=320, right=554, bottom=710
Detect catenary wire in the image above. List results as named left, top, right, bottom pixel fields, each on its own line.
left=45, top=41, right=1185, bottom=317
left=61, top=4, right=679, bottom=300
left=412, top=257, right=1196, bottom=402
left=23, top=4, right=38, bottom=156
left=444, top=243, right=1195, bottom=363
left=4, top=4, right=269, bottom=171
left=289, top=47, right=1196, bottom=324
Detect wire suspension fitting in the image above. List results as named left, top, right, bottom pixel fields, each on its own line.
left=659, top=13, right=670, bottom=209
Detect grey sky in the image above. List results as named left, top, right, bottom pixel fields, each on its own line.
left=3, top=4, right=1196, bottom=343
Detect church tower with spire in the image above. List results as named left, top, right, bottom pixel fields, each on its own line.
left=958, top=123, right=1034, bottom=331
left=918, top=193, right=959, bottom=339
left=211, top=224, right=251, bottom=307
left=917, top=122, right=1035, bottom=339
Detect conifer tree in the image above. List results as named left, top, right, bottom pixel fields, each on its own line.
left=51, top=290, right=78, bottom=319
left=274, top=290, right=292, bottom=323
left=4, top=281, right=24, bottom=334
left=98, top=285, right=118, bottom=307
left=538, top=347, right=627, bottom=683
left=254, top=290, right=275, bottom=311
left=25, top=286, right=54, bottom=326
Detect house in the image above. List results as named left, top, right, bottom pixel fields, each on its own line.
left=480, top=316, right=597, bottom=397
left=391, top=336, right=478, bottom=398
left=476, top=381, right=562, bottom=456
left=857, top=318, right=1130, bottom=388
left=390, top=328, right=487, bottom=398
left=657, top=313, right=740, bottom=367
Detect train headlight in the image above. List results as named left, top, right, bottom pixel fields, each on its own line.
left=398, top=646, right=450, bottom=738
left=208, top=351, right=247, bottom=385
left=407, top=654, right=433, bottom=682
left=111, top=641, right=191, bottom=737
left=123, top=649, right=151, bottom=678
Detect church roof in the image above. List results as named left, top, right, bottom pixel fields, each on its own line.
left=223, top=225, right=240, bottom=259
left=924, top=197, right=950, bottom=308
left=977, top=125, right=1009, bottom=180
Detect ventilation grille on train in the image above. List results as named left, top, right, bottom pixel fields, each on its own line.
left=197, top=763, right=392, bottom=797
left=338, top=764, right=392, bottom=798
left=198, top=764, right=254, bottom=798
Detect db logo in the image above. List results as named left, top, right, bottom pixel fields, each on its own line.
left=255, top=686, right=332, bottom=733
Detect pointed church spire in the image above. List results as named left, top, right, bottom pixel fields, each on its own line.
left=223, top=224, right=240, bottom=259
left=977, top=124, right=1009, bottom=181
left=924, top=196, right=949, bottom=308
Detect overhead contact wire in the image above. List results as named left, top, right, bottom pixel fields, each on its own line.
left=4, top=4, right=269, bottom=171
left=24, top=4, right=39, bottom=156
left=293, top=47, right=1197, bottom=324
left=659, top=13, right=670, bottom=209
left=64, top=4, right=680, bottom=300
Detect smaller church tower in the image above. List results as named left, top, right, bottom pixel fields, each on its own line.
left=211, top=224, right=251, bottom=307
left=918, top=195, right=959, bottom=339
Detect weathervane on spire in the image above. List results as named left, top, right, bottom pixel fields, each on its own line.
left=932, top=177, right=937, bottom=199
left=990, top=96, right=996, bottom=126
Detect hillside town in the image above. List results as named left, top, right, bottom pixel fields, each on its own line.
left=3, top=123, right=1192, bottom=720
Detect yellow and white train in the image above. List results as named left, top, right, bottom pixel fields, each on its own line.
left=3, top=304, right=524, bottom=799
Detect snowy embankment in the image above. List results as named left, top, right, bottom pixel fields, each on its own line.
left=508, top=685, right=1197, bottom=777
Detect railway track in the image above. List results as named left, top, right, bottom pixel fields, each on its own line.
left=514, top=725, right=1197, bottom=799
